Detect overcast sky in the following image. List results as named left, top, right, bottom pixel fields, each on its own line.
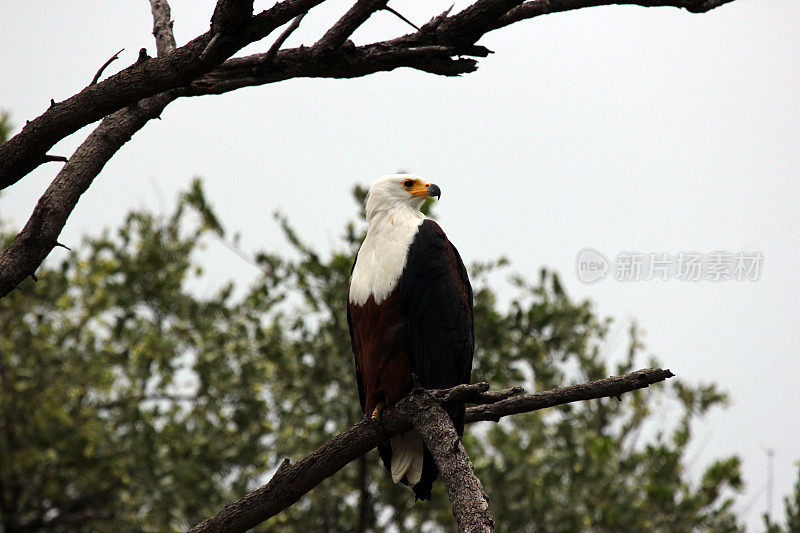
left=2, top=0, right=799, bottom=528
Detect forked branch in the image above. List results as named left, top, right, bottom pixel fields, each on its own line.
left=188, top=368, right=673, bottom=533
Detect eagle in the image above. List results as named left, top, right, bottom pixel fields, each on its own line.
left=347, top=175, right=474, bottom=500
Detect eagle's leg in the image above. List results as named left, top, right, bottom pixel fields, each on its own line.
left=371, top=402, right=385, bottom=421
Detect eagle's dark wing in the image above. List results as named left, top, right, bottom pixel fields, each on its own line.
left=397, top=219, right=474, bottom=500
left=399, top=219, right=474, bottom=394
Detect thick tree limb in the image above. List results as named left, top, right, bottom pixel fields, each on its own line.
left=411, top=389, right=494, bottom=532
left=189, top=44, right=480, bottom=96
left=187, top=403, right=412, bottom=533
left=211, top=0, right=255, bottom=35
left=188, top=368, right=672, bottom=532
left=0, top=93, right=178, bottom=298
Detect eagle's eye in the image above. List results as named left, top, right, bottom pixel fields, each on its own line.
left=402, top=179, right=414, bottom=188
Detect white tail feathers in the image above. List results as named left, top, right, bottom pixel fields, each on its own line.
left=390, top=431, right=424, bottom=486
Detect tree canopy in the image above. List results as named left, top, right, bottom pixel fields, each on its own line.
left=0, top=177, right=755, bottom=531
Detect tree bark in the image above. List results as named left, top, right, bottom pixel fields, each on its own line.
left=410, top=389, right=494, bottom=532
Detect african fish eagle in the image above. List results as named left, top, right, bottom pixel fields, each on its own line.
left=347, top=175, right=474, bottom=500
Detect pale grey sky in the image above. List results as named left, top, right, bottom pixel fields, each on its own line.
left=2, top=0, right=799, bottom=529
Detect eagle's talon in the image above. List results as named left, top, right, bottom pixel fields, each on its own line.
left=371, top=403, right=384, bottom=421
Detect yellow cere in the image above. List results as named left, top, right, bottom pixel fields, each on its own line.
left=404, top=179, right=432, bottom=198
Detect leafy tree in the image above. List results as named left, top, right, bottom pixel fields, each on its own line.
left=1, top=179, right=744, bottom=531
left=0, top=191, right=274, bottom=530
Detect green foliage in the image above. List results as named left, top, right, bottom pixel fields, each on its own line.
left=0, top=178, right=749, bottom=531
left=1, top=191, right=272, bottom=531
left=0, top=112, right=11, bottom=144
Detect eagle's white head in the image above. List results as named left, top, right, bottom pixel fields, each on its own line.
left=350, top=175, right=442, bottom=305
left=365, top=175, right=441, bottom=221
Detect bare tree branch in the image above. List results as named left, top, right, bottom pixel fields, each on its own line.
left=0, top=0, right=321, bottom=190
left=315, top=0, right=388, bottom=49
left=466, top=367, right=675, bottom=423
left=188, top=368, right=673, bottom=532
left=494, top=0, right=736, bottom=29
left=0, top=0, right=733, bottom=300
left=90, top=49, right=125, bottom=85
left=0, top=3, right=180, bottom=298
left=210, top=0, right=255, bottom=35
left=187, top=405, right=411, bottom=533
left=0, top=0, right=306, bottom=298
left=383, top=6, right=422, bottom=32
left=189, top=43, right=481, bottom=97
left=150, top=0, right=178, bottom=56
left=0, top=0, right=189, bottom=298
left=264, top=13, right=307, bottom=65
left=0, top=93, right=178, bottom=298
left=0, top=0, right=734, bottom=192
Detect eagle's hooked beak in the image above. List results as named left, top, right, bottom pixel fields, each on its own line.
left=409, top=180, right=441, bottom=200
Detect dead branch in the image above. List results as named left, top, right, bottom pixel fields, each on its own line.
left=264, top=12, right=307, bottom=65
left=189, top=43, right=479, bottom=98
left=0, top=0, right=734, bottom=300
left=0, top=0, right=735, bottom=192
left=315, top=0, right=388, bottom=49
left=150, top=0, right=178, bottom=56
left=188, top=368, right=673, bottom=533
left=0, top=0, right=320, bottom=190
left=496, top=0, right=735, bottom=29
left=0, top=0, right=186, bottom=298
left=466, top=367, right=675, bottom=423
left=91, top=49, right=125, bottom=85
left=0, top=93, right=179, bottom=298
